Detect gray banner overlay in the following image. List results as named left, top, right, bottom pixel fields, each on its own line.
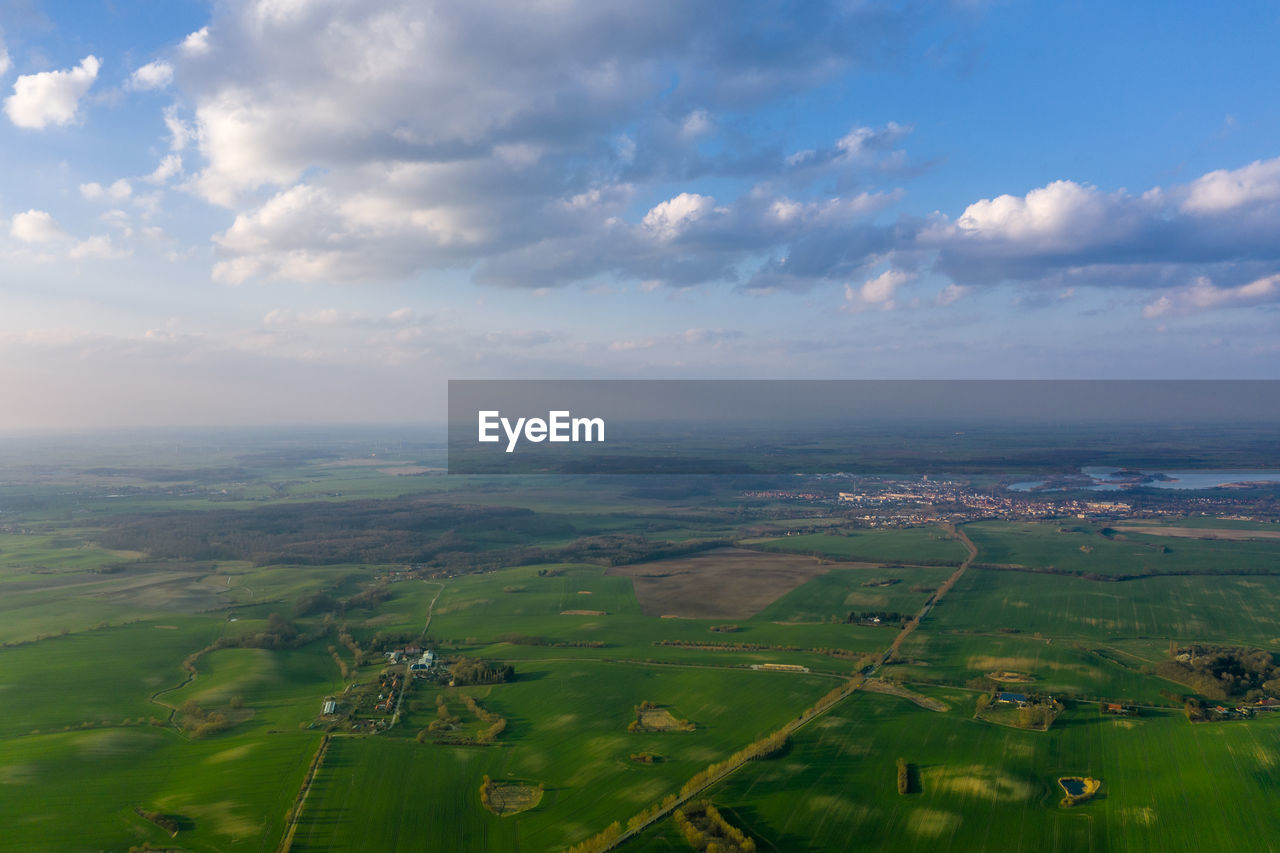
left=447, top=380, right=1280, bottom=475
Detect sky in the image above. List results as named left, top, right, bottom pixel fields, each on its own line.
left=1, top=0, right=1278, bottom=428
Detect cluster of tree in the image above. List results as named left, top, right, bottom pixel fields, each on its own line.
left=295, top=586, right=394, bottom=619
left=237, top=613, right=308, bottom=650
left=1157, top=645, right=1280, bottom=702
left=337, top=627, right=368, bottom=667
left=133, top=808, right=181, bottom=836
left=630, top=751, right=660, bottom=764
left=427, top=695, right=460, bottom=733
left=449, top=657, right=514, bottom=686
left=846, top=610, right=910, bottom=627
left=709, top=624, right=741, bottom=633
left=674, top=801, right=757, bottom=852
left=653, top=639, right=864, bottom=660
left=1016, top=697, right=1061, bottom=729
left=178, top=700, right=233, bottom=739
left=327, top=645, right=354, bottom=681
left=461, top=695, right=508, bottom=743
left=896, top=758, right=912, bottom=795
left=629, top=700, right=695, bottom=733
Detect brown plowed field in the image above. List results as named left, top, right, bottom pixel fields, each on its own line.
left=606, top=547, right=837, bottom=619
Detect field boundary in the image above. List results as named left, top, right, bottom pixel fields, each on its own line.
left=277, top=734, right=331, bottom=853
left=571, top=523, right=979, bottom=852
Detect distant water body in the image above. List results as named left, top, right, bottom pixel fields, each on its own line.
left=1009, top=466, right=1280, bottom=492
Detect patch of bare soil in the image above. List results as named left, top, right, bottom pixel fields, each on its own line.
left=607, top=547, right=833, bottom=619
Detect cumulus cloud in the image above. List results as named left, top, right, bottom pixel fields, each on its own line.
left=146, top=154, right=183, bottom=184
left=80, top=179, right=133, bottom=201
left=642, top=193, right=718, bottom=240
left=69, top=235, right=131, bottom=260
left=4, top=55, right=100, bottom=128
left=10, top=209, right=68, bottom=242
left=136, top=0, right=1280, bottom=318
left=1181, top=158, right=1280, bottom=214
left=145, top=1, right=926, bottom=287
left=1144, top=274, right=1280, bottom=318
left=918, top=157, right=1280, bottom=314
left=129, top=60, right=174, bottom=91
left=0, top=44, right=10, bottom=77
left=181, top=27, right=211, bottom=56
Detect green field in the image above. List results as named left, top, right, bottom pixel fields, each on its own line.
left=4, top=438, right=1280, bottom=852
left=966, top=520, right=1280, bottom=577
left=751, top=529, right=968, bottom=565
left=633, top=690, right=1280, bottom=852
left=294, top=662, right=837, bottom=851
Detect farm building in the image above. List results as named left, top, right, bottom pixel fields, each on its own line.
left=996, top=692, right=1029, bottom=706
left=322, top=699, right=337, bottom=715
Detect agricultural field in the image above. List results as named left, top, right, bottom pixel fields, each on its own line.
left=633, top=690, right=1280, bottom=853
left=4, top=435, right=1280, bottom=851
left=294, top=662, right=837, bottom=852
left=749, top=529, right=969, bottom=566
left=926, top=568, right=1280, bottom=645
left=966, top=520, right=1280, bottom=577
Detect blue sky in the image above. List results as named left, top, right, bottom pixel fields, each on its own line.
left=1, top=0, right=1278, bottom=428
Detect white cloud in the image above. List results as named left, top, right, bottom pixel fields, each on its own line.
left=163, top=105, right=194, bottom=151
left=181, top=27, right=211, bottom=56
left=0, top=44, right=10, bottom=77
left=642, top=193, right=716, bottom=240
left=10, top=209, right=68, bottom=242
left=937, top=283, right=969, bottom=305
left=147, top=1, right=924, bottom=287
left=80, top=179, right=133, bottom=201
left=69, top=234, right=131, bottom=260
left=1181, top=158, right=1280, bottom=214
left=850, top=268, right=915, bottom=305
left=1144, top=274, right=1280, bottom=318
left=129, top=60, right=174, bottom=91
left=4, top=55, right=100, bottom=129
left=952, top=180, right=1122, bottom=247
left=146, top=154, right=183, bottom=184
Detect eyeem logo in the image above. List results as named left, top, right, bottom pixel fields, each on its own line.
left=478, top=410, right=605, bottom=452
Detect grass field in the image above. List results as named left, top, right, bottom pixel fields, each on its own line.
left=0, top=727, right=318, bottom=852
left=294, top=661, right=838, bottom=851
left=5, top=442, right=1280, bottom=853
left=749, top=529, right=968, bottom=565
left=634, top=690, right=1280, bottom=852
left=926, top=568, right=1280, bottom=646
left=966, top=521, right=1280, bottom=577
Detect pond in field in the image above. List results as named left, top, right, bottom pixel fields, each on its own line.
left=1059, top=777, right=1087, bottom=797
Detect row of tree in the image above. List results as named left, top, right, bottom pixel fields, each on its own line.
left=674, top=800, right=757, bottom=852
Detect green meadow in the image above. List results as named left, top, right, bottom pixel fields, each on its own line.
left=750, top=529, right=969, bottom=565
left=635, top=689, right=1280, bottom=853
left=4, top=444, right=1280, bottom=853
